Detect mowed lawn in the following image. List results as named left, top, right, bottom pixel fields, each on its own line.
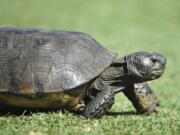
left=0, top=0, right=179, bottom=135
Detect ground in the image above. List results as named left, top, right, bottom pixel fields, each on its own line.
left=0, top=0, right=179, bottom=135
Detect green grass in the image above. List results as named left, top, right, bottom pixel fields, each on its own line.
left=0, top=0, right=180, bottom=135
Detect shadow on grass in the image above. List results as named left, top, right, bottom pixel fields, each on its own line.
left=0, top=105, right=138, bottom=117
left=0, top=105, right=63, bottom=117
left=107, top=111, right=138, bottom=116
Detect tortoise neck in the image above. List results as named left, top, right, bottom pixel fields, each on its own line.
left=100, top=64, right=133, bottom=85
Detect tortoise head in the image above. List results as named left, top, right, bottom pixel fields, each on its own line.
left=124, top=52, right=166, bottom=82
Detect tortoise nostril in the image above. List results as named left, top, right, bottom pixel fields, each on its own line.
left=161, top=56, right=166, bottom=65
left=157, top=54, right=166, bottom=65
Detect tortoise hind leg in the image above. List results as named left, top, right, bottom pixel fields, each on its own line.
left=83, top=84, right=114, bottom=119
left=123, top=82, right=159, bottom=114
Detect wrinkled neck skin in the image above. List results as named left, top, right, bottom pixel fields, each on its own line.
left=100, top=60, right=132, bottom=93
left=100, top=56, right=145, bottom=93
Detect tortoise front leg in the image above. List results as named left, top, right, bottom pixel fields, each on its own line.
left=83, top=82, right=115, bottom=119
left=123, top=82, right=159, bottom=114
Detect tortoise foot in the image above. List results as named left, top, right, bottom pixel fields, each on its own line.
left=83, top=85, right=114, bottom=119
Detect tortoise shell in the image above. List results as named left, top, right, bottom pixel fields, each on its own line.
left=0, top=28, right=116, bottom=94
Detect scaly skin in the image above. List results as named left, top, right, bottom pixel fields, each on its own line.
left=83, top=83, right=114, bottom=119
left=101, top=65, right=160, bottom=114
left=123, top=83, right=159, bottom=114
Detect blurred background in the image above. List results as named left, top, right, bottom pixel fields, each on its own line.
left=0, top=0, right=179, bottom=133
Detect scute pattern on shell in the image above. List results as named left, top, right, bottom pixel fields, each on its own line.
left=0, top=28, right=116, bottom=93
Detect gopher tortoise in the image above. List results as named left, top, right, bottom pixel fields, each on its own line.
left=0, top=28, right=166, bottom=119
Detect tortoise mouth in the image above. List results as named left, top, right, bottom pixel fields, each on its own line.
left=149, top=68, right=165, bottom=80
left=151, top=64, right=165, bottom=75
left=151, top=69, right=164, bottom=74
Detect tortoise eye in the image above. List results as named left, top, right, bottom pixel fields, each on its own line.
left=35, top=38, right=49, bottom=46
left=0, top=36, right=8, bottom=48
